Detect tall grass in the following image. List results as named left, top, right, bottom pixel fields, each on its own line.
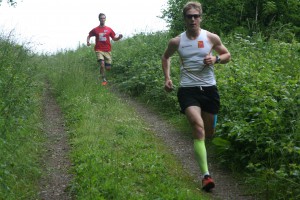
left=0, top=33, right=44, bottom=199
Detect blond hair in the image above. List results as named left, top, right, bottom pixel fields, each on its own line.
left=182, top=1, right=203, bottom=17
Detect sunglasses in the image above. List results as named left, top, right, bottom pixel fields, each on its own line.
left=185, top=14, right=201, bottom=19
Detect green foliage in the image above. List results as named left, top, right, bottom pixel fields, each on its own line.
left=0, top=37, right=36, bottom=136
left=112, top=32, right=181, bottom=114
left=213, top=34, right=300, bottom=199
left=0, top=34, right=43, bottom=199
left=110, top=32, right=300, bottom=199
left=161, top=0, right=300, bottom=41
left=161, top=0, right=188, bottom=37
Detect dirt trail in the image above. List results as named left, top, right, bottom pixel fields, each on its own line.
left=39, top=82, right=72, bottom=200
left=39, top=82, right=255, bottom=199
left=113, top=90, right=255, bottom=200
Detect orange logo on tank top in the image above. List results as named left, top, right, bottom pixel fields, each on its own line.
left=198, top=41, right=204, bottom=48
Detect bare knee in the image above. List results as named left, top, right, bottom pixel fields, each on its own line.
left=185, top=106, right=206, bottom=139
left=190, top=120, right=205, bottom=139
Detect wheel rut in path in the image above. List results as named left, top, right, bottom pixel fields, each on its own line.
left=39, top=82, right=72, bottom=200
left=112, top=89, right=255, bottom=200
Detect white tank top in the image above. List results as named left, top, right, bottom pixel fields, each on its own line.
left=177, top=29, right=216, bottom=87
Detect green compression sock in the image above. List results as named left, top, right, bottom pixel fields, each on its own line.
left=194, top=139, right=209, bottom=175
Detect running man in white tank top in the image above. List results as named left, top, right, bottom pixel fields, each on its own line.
left=162, top=1, right=231, bottom=192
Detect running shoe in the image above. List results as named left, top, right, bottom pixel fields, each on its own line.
left=101, top=78, right=107, bottom=86
left=202, top=175, right=215, bottom=192
left=102, top=81, right=107, bottom=86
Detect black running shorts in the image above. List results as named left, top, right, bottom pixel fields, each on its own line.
left=177, top=86, right=220, bottom=114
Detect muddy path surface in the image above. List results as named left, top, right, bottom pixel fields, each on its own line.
left=40, top=83, right=255, bottom=199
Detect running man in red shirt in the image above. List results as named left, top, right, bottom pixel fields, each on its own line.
left=87, top=13, right=123, bottom=85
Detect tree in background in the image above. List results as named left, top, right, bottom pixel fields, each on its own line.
left=162, top=0, right=300, bottom=42
left=160, top=0, right=187, bottom=36
left=0, top=0, right=17, bottom=6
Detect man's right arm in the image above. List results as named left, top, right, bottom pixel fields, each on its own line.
left=87, top=35, right=91, bottom=46
left=162, top=37, right=179, bottom=92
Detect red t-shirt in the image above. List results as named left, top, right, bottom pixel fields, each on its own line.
left=88, top=26, right=116, bottom=52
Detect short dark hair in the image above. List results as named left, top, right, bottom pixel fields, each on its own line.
left=98, top=13, right=106, bottom=20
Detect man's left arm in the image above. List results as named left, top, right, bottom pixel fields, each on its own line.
left=204, top=32, right=231, bottom=65
left=112, top=34, right=123, bottom=41
left=211, top=33, right=231, bottom=64
left=213, top=37, right=230, bottom=64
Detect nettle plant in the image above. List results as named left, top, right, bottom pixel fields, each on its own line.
left=214, top=34, right=300, bottom=198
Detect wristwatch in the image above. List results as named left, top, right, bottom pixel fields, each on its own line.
left=215, top=55, right=221, bottom=63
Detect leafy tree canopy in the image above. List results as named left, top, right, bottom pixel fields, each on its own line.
left=162, top=0, right=300, bottom=42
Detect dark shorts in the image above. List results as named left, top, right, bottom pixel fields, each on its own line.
left=177, top=86, right=220, bottom=114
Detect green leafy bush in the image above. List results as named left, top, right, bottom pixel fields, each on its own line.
left=0, top=34, right=43, bottom=199
left=214, top=34, right=300, bottom=199
left=112, top=32, right=182, bottom=114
